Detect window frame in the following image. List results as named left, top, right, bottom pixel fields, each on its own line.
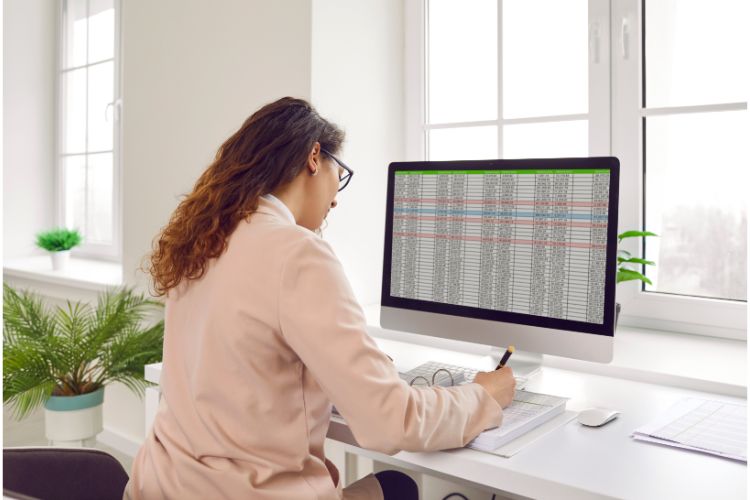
left=57, top=0, right=122, bottom=262
left=611, top=0, right=746, bottom=339
left=405, top=0, right=747, bottom=339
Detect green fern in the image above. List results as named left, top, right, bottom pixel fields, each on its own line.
left=3, top=285, right=164, bottom=419
left=35, top=228, right=82, bottom=252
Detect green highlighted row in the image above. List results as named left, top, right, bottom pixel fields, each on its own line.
left=396, top=169, right=610, bottom=175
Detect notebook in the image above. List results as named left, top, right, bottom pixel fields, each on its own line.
left=468, top=390, right=569, bottom=452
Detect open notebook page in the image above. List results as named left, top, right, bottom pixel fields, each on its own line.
left=468, top=390, right=569, bottom=452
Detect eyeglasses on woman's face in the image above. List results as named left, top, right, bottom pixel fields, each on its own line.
left=321, top=148, right=354, bottom=192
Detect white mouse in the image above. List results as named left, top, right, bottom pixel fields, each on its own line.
left=577, top=408, right=620, bottom=427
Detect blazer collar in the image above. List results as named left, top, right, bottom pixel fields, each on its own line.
left=255, top=195, right=296, bottom=225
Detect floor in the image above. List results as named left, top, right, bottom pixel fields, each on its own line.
left=3, top=405, right=134, bottom=473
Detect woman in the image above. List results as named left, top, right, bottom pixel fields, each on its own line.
left=125, top=97, right=516, bottom=500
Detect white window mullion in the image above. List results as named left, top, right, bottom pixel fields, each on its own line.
left=56, top=1, right=66, bottom=233
left=497, top=0, right=504, bottom=158
left=642, top=102, right=747, bottom=117
left=427, top=114, right=594, bottom=129
left=61, top=149, right=113, bottom=156
left=60, top=58, right=114, bottom=73
left=426, top=120, right=499, bottom=130
left=404, top=0, right=426, bottom=161
left=83, top=0, right=90, bottom=241
left=504, top=114, right=589, bottom=126
left=112, top=0, right=123, bottom=262
left=588, top=0, right=611, bottom=156
left=611, top=0, right=642, bottom=307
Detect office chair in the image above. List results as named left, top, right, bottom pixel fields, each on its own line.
left=3, top=447, right=129, bottom=500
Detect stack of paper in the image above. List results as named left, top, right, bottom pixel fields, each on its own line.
left=468, top=390, right=569, bottom=452
left=632, top=397, right=747, bottom=462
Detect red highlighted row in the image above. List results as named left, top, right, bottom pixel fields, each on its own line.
left=394, top=232, right=607, bottom=249
left=394, top=214, right=607, bottom=229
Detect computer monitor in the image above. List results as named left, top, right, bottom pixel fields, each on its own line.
left=380, top=157, right=619, bottom=367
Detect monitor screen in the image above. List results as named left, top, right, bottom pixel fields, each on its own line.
left=381, top=157, right=620, bottom=337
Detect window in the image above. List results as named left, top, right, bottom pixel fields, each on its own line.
left=407, top=0, right=747, bottom=338
left=59, top=0, right=120, bottom=260
left=421, top=0, right=604, bottom=162
left=611, top=0, right=747, bottom=338
left=641, top=0, right=747, bottom=302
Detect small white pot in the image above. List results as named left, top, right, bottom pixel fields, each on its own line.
left=44, top=387, right=104, bottom=447
left=50, top=250, right=71, bottom=271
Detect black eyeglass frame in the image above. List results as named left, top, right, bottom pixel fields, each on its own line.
left=321, top=148, right=354, bottom=192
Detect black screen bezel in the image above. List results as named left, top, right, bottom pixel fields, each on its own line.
left=380, top=157, right=620, bottom=337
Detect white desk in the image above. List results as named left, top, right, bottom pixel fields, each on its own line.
left=144, top=334, right=747, bottom=500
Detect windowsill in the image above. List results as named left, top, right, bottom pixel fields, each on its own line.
left=362, top=304, right=747, bottom=397
left=542, top=325, right=746, bottom=397
left=3, top=255, right=123, bottom=291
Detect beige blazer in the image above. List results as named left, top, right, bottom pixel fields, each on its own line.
left=124, top=197, right=503, bottom=499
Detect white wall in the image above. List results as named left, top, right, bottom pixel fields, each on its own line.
left=121, top=0, right=313, bottom=290
left=3, top=0, right=57, bottom=258
left=311, top=0, right=405, bottom=306
left=116, top=0, right=314, bottom=442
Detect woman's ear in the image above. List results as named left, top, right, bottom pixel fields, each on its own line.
left=307, top=142, right=322, bottom=175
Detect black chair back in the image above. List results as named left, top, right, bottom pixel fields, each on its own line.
left=3, top=448, right=129, bottom=500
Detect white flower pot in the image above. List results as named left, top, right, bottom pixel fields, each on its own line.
left=44, top=387, right=104, bottom=447
left=50, top=250, right=71, bottom=271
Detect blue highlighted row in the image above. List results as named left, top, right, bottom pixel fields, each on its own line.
left=394, top=207, right=609, bottom=221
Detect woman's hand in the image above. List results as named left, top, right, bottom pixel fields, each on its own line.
left=473, top=367, right=516, bottom=408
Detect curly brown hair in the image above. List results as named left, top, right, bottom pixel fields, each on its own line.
left=146, top=97, right=345, bottom=296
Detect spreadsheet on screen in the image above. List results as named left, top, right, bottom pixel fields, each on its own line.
left=389, top=169, right=610, bottom=325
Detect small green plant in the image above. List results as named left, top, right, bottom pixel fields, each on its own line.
left=35, top=228, right=82, bottom=252
left=3, top=285, right=165, bottom=419
left=617, top=230, right=658, bottom=285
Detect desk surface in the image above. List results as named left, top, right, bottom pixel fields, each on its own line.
left=335, top=336, right=747, bottom=500
left=144, top=335, right=747, bottom=500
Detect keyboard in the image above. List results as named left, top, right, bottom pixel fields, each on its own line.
left=399, top=360, right=528, bottom=389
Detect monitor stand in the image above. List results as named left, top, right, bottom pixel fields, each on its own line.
left=488, top=347, right=543, bottom=380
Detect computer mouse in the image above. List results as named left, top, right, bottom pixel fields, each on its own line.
left=577, top=408, right=620, bottom=427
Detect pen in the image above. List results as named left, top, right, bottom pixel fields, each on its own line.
left=495, top=345, right=515, bottom=370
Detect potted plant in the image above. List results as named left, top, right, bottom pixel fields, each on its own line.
left=615, top=230, right=658, bottom=325
left=3, top=285, right=164, bottom=446
left=35, top=228, right=82, bottom=271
